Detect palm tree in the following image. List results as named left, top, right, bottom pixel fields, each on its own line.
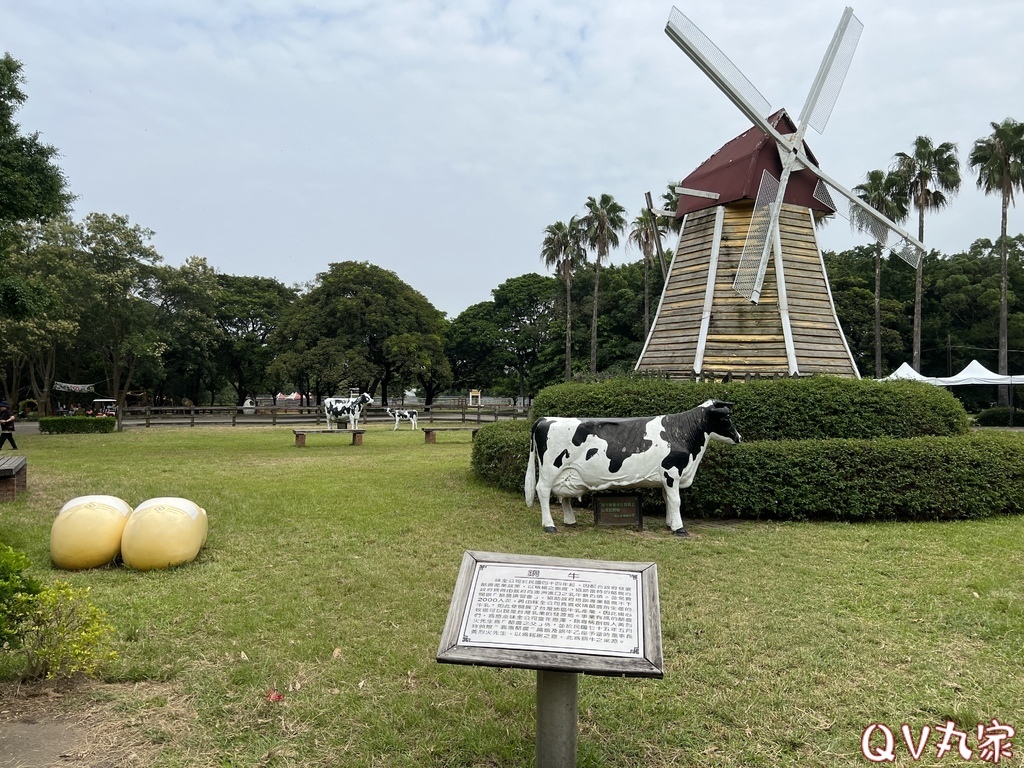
left=626, top=209, right=667, bottom=339
left=581, top=194, right=627, bottom=376
left=541, top=216, right=586, bottom=382
left=969, top=118, right=1024, bottom=401
left=893, top=136, right=961, bottom=371
left=660, top=182, right=684, bottom=235
left=852, top=169, right=909, bottom=377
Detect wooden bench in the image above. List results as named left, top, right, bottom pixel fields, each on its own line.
left=0, top=456, right=27, bottom=501
left=423, top=427, right=480, bottom=444
left=293, top=429, right=366, bottom=447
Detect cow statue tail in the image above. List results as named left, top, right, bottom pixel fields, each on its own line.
left=524, top=427, right=537, bottom=507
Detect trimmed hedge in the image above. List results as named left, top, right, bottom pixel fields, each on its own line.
left=38, top=417, right=116, bottom=434
left=471, top=420, right=532, bottom=495
left=974, top=407, right=1021, bottom=427
left=470, top=376, right=1016, bottom=523
left=687, top=433, right=1024, bottom=521
left=471, top=424, right=1024, bottom=523
left=531, top=376, right=969, bottom=440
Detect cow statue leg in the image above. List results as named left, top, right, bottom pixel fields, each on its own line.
left=663, top=483, right=688, bottom=537
left=560, top=497, right=577, bottom=528
left=538, top=492, right=557, bottom=533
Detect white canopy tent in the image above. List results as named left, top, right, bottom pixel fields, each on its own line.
left=933, top=359, right=1015, bottom=387
left=881, top=360, right=1021, bottom=387
left=879, top=362, right=938, bottom=384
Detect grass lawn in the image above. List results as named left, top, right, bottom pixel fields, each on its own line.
left=1, top=425, right=1022, bottom=767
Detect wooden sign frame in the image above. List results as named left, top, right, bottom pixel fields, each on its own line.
left=437, top=551, right=663, bottom=678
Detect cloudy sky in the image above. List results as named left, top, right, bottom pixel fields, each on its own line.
left=4, top=1, right=1022, bottom=318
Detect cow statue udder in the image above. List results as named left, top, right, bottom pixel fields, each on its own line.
left=524, top=399, right=740, bottom=536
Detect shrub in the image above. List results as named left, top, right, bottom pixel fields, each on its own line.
left=974, top=407, right=1019, bottom=427
left=688, top=432, right=1024, bottom=522
left=530, top=376, right=969, bottom=440
left=38, top=416, right=116, bottom=434
left=473, top=424, right=1024, bottom=523
left=0, top=544, right=41, bottom=650
left=470, top=420, right=531, bottom=495
left=17, top=581, right=117, bottom=680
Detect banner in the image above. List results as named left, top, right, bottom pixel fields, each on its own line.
left=53, top=382, right=97, bottom=393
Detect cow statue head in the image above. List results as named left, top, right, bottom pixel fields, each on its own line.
left=704, top=399, right=741, bottom=445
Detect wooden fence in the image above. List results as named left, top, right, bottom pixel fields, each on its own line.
left=119, top=404, right=529, bottom=429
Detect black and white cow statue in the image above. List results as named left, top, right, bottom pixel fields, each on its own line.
left=524, top=399, right=741, bottom=536
left=324, top=392, right=374, bottom=430
left=386, top=407, right=418, bottom=430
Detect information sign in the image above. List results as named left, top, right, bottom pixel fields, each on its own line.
left=593, top=495, right=643, bottom=529
left=437, top=551, right=662, bottom=678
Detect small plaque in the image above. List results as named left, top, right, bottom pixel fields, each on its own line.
left=437, top=551, right=663, bottom=678
left=593, top=495, right=643, bottom=529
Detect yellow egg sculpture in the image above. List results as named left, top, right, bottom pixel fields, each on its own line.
left=50, top=495, right=134, bottom=570
left=121, top=497, right=208, bottom=571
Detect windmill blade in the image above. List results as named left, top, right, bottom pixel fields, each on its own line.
left=734, top=170, right=781, bottom=302
left=665, top=8, right=771, bottom=129
left=812, top=177, right=925, bottom=269
left=798, top=8, right=863, bottom=135
left=666, top=7, right=806, bottom=179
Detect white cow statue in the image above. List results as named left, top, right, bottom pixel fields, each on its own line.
left=386, top=407, right=418, bottom=430
left=525, top=399, right=741, bottom=536
left=324, top=392, right=374, bottom=430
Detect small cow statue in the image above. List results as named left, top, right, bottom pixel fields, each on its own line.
left=386, top=407, right=418, bottom=430
left=524, top=399, right=740, bottom=536
left=324, top=392, right=374, bottom=430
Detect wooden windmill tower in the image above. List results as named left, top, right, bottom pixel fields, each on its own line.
left=636, top=7, right=925, bottom=379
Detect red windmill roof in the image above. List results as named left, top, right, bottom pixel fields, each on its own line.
left=675, top=109, right=835, bottom=218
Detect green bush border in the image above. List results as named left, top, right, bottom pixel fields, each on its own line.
left=470, top=377, right=1020, bottom=523
left=472, top=424, right=1024, bottom=523
left=531, top=376, right=969, bottom=440
left=38, top=416, right=116, bottom=434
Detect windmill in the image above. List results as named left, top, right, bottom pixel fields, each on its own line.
left=635, top=6, right=924, bottom=379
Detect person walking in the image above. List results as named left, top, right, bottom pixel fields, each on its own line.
left=0, top=401, right=17, bottom=450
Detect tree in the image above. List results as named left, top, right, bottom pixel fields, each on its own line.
left=152, top=257, right=222, bottom=406
left=446, top=302, right=508, bottom=394
left=581, top=193, right=627, bottom=376
left=213, top=274, right=296, bottom=404
left=0, top=54, right=73, bottom=229
left=626, top=209, right=667, bottom=340
left=969, top=117, right=1024, bottom=401
left=893, top=136, right=961, bottom=370
left=0, top=54, right=74, bottom=321
left=660, top=181, right=684, bottom=235
left=851, top=169, right=909, bottom=377
left=76, top=213, right=165, bottom=413
left=2, top=217, right=86, bottom=412
left=275, top=261, right=446, bottom=405
left=492, top=273, right=557, bottom=402
left=540, top=217, right=585, bottom=382
left=385, top=331, right=452, bottom=406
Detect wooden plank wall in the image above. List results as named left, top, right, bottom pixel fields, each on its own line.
left=777, top=206, right=858, bottom=377
left=637, top=201, right=858, bottom=378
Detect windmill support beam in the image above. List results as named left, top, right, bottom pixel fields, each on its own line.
left=694, top=206, right=725, bottom=375
left=772, top=221, right=800, bottom=375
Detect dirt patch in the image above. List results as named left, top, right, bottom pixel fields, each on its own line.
left=0, top=679, right=181, bottom=768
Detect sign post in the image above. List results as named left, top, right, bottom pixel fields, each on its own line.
left=437, top=551, right=663, bottom=767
